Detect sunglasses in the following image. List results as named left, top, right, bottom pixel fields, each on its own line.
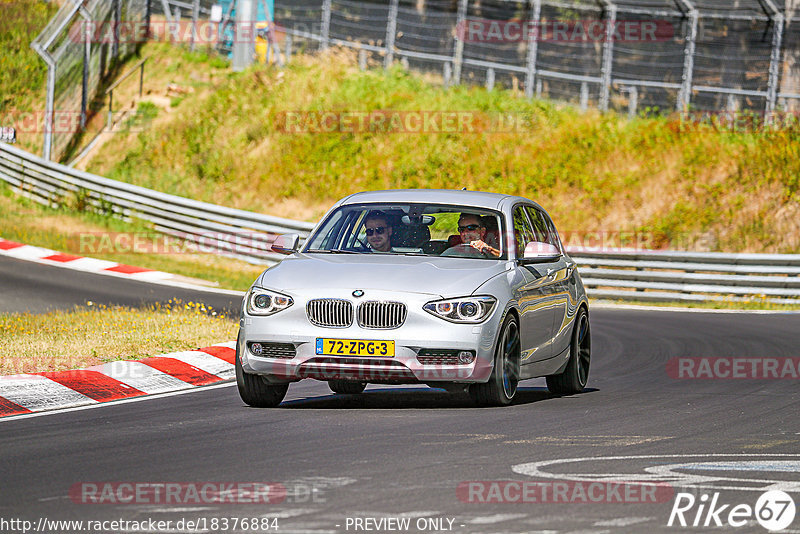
left=365, top=226, right=386, bottom=236
left=458, top=224, right=481, bottom=232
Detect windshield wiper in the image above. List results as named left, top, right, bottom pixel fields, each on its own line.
left=329, top=248, right=363, bottom=254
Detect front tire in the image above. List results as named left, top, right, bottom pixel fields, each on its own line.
left=235, top=346, right=289, bottom=407
left=328, top=380, right=367, bottom=394
left=546, top=306, right=590, bottom=395
left=469, top=314, right=520, bottom=406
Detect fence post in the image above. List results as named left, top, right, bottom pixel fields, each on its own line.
left=232, top=0, right=257, bottom=71
left=159, top=0, right=174, bottom=24
left=285, top=33, right=292, bottom=63
left=43, top=58, right=56, bottom=161
left=443, top=62, right=452, bottom=87
left=627, top=86, right=638, bottom=118
left=524, top=0, right=542, bottom=98
left=580, top=82, right=589, bottom=111
left=112, top=0, right=121, bottom=62
left=145, top=0, right=151, bottom=40
left=766, top=12, right=785, bottom=118
left=452, top=0, right=468, bottom=85
left=677, top=5, right=698, bottom=112
left=486, top=68, right=495, bottom=91
left=321, top=0, right=332, bottom=50
left=359, top=49, right=367, bottom=70
left=598, top=0, right=616, bottom=112
left=191, top=0, right=200, bottom=52
left=80, top=6, right=91, bottom=129
left=384, top=0, right=399, bottom=68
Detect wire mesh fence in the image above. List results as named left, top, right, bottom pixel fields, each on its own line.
left=273, top=0, right=800, bottom=118
left=31, top=0, right=149, bottom=162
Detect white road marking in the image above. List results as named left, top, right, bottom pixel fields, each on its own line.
left=466, top=513, right=528, bottom=524
left=265, top=508, right=320, bottom=519
left=503, top=436, right=669, bottom=447
left=593, top=517, right=653, bottom=527
left=513, top=454, right=800, bottom=493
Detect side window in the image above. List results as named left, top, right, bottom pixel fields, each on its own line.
left=542, top=211, right=563, bottom=251
left=524, top=206, right=555, bottom=246
left=512, top=206, right=536, bottom=257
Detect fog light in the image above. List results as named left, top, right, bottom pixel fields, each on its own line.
left=250, top=342, right=263, bottom=356
left=458, top=351, right=475, bottom=364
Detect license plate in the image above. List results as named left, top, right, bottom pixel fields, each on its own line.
left=316, top=338, right=395, bottom=357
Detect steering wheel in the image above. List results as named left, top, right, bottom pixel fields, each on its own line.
left=441, top=243, right=485, bottom=257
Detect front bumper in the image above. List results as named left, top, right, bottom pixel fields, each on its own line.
left=238, top=289, right=503, bottom=384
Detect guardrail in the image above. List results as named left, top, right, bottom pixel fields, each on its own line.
left=0, top=143, right=315, bottom=264
left=1, top=142, right=798, bottom=304
left=570, top=249, right=800, bottom=304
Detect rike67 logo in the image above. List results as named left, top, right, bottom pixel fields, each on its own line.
left=668, top=490, right=796, bottom=531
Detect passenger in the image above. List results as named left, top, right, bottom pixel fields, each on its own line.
left=448, top=213, right=501, bottom=257
left=364, top=210, right=393, bottom=252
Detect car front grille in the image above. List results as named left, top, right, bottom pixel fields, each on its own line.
left=307, top=299, right=354, bottom=328
left=417, top=349, right=461, bottom=365
left=357, top=301, right=407, bottom=329
left=248, top=342, right=296, bottom=359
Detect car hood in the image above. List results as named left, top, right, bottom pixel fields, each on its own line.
left=257, top=253, right=509, bottom=298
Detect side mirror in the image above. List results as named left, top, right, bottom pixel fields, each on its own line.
left=522, top=241, right=561, bottom=262
left=271, top=233, right=300, bottom=255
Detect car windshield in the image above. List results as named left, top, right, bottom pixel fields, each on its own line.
left=304, top=203, right=507, bottom=260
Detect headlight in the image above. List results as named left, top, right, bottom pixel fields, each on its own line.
left=247, top=287, right=293, bottom=316
left=423, top=296, right=496, bottom=323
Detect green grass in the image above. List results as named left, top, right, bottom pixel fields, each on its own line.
left=0, top=0, right=60, bottom=155
left=84, top=48, right=800, bottom=254
left=0, top=0, right=57, bottom=113
left=1, top=300, right=237, bottom=374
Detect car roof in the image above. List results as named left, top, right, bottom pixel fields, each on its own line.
left=338, top=189, right=537, bottom=211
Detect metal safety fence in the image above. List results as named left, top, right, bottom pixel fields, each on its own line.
left=2, top=142, right=799, bottom=304
left=272, top=0, right=800, bottom=117
left=31, top=0, right=149, bottom=163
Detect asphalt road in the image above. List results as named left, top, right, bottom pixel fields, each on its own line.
left=0, top=255, right=244, bottom=315
left=1, top=256, right=800, bottom=533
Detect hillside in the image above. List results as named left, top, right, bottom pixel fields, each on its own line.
left=0, top=0, right=60, bottom=155
left=74, top=47, right=800, bottom=254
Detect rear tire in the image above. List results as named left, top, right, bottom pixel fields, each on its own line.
left=546, top=307, right=590, bottom=395
left=235, top=345, right=289, bottom=407
left=469, top=314, right=520, bottom=407
left=328, top=380, right=367, bottom=394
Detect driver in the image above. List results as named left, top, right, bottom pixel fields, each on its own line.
left=448, top=213, right=500, bottom=257
left=364, top=210, right=393, bottom=252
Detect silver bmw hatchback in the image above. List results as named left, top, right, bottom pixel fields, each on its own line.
left=236, top=189, right=590, bottom=407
